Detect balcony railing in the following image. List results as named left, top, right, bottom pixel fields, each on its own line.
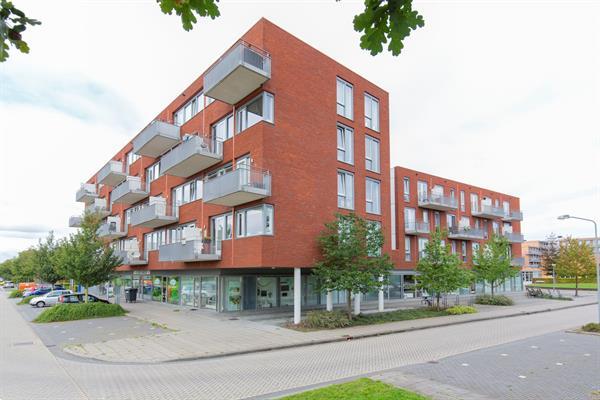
left=418, top=193, right=458, bottom=211
left=504, top=232, right=525, bottom=243
left=503, top=210, right=524, bottom=221
left=132, top=120, right=180, bottom=158
left=472, top=204, right=505, bottom=219
left=448, top=226, right=487, bottom=241
left=110, top=176, right=149, bottom=205
left=203, top=165, right=271, bottom=207
left=204, top=42, right=271, bottom=104
left=160, top=135, right=223, bottom=178
left=511, top=257, right=525, bottom=267
left=404, top=221, right=430, bottom=235
left=68, top=216, right=82, bottom=228
left=84, top=198, right=110, bottom=217
left=115, top=250, right=148, bottom=266
left=97, top=218, right=127, bottom=240
left=76, top=183, right=97, bottom=203
left=97, top=160, right=126, bottom=186
left=130, top=197, right=178, bottom=228
left=158, top=240, right=221, bottom=262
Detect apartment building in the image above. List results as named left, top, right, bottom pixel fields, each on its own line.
left=389, top=166, right=525, bottom=296
left=72, top=19, right=390, bottom=314
left=521, top=240, right=550, bottom=283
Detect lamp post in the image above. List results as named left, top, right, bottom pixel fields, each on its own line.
left=557, top=215, right=600, bottom=323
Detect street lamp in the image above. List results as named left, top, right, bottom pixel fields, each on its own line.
left=557, top=214, right=600, bottom=323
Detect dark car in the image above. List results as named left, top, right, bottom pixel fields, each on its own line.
left=23, top=287, right=52, bottom=297
left=58, top=293, right=110, bottom=304
left=53, top=284, right=65, bottom=290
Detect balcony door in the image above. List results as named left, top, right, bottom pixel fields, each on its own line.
left=211, top=214, right=232, bottom=254
left=404, top=208, right=415, bottom=229
left=417, top=181, right=428, bottom=202
left=236, top=155, right=251, bottom=186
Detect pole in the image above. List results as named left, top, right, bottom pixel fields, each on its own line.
left=593, top=221, right=599, bottom=324
left=293, top=268, right=301, bottom=324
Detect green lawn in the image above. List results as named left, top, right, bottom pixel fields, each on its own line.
left=281, top=378, right=429, bottom=400
left=531, top=283, right=597, bottom=290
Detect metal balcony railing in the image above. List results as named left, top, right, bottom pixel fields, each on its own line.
left=418, top=193, right=458, bottom=211
left=97, top=160, right=126, bottom=186
left=473, top=204, right=506, bottom=219
left=84, top=198, right=109, bottom=216
left=504, top=232, right=525, bottom=243
left=114, top=250, right=148, bottom=266
left=76, top=183, right=97, bottom=203
left=68, top=216, right=82, bottom=228
left=97, top=218, right=127, bottom=239
left=503, top=210, right=524, bottom=221
left=158, top=240, right=221, bottom=262
left=511, top=257, right=525, bottom=266
left=110, top=176, right=149, bottom=205
left=203, top=165, right=271, bottom=206
left=132, top=120, right=180, bottom=158
left=404, top=221, right=430, bottom=235
left=160, top=135, right=223, bottom=177
left=448, top=226, right=487, bottom=240
left=130, top=198, right=178, bottom=228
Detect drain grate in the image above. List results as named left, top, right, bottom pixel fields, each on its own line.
left=12, top=341, right=34, bottom=346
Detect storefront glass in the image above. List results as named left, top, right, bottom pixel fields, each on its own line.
left=279, top=277, right=294, bottom=307
left=224, top=277, right=242, bottom=311
left=167, top=276, right=180, bottom=305
left=257, top=277, right=277, bottom=309
left=387, top=275, right=402, bottom=299
left=403, top=275, right=417, bottom=298
left=181, top=276, right=194, bottom=306
left=151, top=276, right=163, bottom=301
left=201, top=277, right=217, bottom=309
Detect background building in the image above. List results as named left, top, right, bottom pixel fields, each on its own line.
left=521, top=240, right=550, bottom=283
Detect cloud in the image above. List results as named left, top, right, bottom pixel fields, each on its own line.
left=0, top=224, right=53, bottom=240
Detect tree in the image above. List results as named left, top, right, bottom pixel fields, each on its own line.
left=472, top=234, right=518, bottom=296
left=53, top=213, right=122, bottom=302
left=7, top=248, right=37, bottom=283
left=313, top=213, right=393, bottom=319
left=0, top=0, right=40, bottom=62
left=416, top=229, right=473, bottom=310
left=540, top=233, right=560, bottom=277
left=34, top=232, right=63, bottom=286
left=555, top=237, right=596, bottom=297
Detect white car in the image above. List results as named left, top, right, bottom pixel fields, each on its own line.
left=29, top=290, right=72, bottom=308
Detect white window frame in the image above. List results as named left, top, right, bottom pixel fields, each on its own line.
left=365, top=135, right=380, bottom=173
left=235, top=204, right=274, bottom=238
left=364, top=93, right=380, bottom=131
left=460, top=190, right=465, bottom=212
left=366, top=178, right=381, bottom=214
left=337, top=170, right=354, bottom=210
left=336, top=124, right=354, bottom=165
left=211, top=113, right=234, bottom=143
left=235, top=92, right=274, bottom=133
left=145, top=162, right=160, bottom=187
left=404, top=237, right=411, bottom=261
left=336, top=77, right=353, bottom=120
left=403, top=177, right=410, bottom=202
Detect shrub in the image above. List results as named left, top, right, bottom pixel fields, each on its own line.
left=539, top=293, right=573, bottom=301
left=34, top=303, right=127, bottom=323
left=581, top=323, right=600, bottom=333
left=17, top=295, right=36, bottom=305
left=303, top=310, right=352, bottom=329
left=8, top=289, right=23, bottom=298
left=446, top=305, right=478, bottom=315
left=475, top=294, right=514, bottom=306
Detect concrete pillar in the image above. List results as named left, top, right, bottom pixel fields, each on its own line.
left=326, top=291, right=333, bottom=311
left=293, top=268, right=301, bottom=324
left=378, top=276, right=385, bottom=312
left=354, top=292, right=361, bottom=315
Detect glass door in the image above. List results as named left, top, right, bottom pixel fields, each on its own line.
left=201, top=277, right=217, bottom=309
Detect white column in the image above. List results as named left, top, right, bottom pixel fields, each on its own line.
left=326, top=291, right=333, bottom=311
left=378, top=276, right=384, bottom=312
left=354, top=292, right=361, bottom=315
left=293, top=268, right=301, bottom=324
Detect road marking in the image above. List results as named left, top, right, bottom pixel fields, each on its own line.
left=461, top=363, right=469, bottom=367
left=60, top=331, right=66, bottom=334
left=555, top=362, right=563, bottom=366
left=500, top=353, right=508, bottom=357
left=518, top=375, right=527, bottom=379
left=530, top=345, right=538, bottom=349
left=584, top=353, right=591, bottom=357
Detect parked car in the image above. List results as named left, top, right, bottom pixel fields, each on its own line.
left=3, top=281, right=15, bottom=288
left=23, top=287, right=52, bottom=297
left=29, top=290, right=72, bottom=308
left=53, top=284, right=66, bottom=290
left=58, top=293, right=109, bottom=304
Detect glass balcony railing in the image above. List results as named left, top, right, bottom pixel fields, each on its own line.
left=404, top=221, right=430, bottom=235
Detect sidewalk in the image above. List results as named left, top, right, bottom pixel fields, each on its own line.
left=63, top=292, right=597, bottom=364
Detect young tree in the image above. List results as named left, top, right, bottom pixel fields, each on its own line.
left=313, top=213, right=393, bottom=318
left=33, top=232, right=63, bottom=286
left=555, top=237, right=596, bottom=296
left=53, top=213, right=122, bottom=302
left=472, top=234, right=518, bottom=296
left=8, top=248, right=37, bottom=283
left=540, top=233, right=560, bottom=277
left=416, top=229, right=473, bottom=310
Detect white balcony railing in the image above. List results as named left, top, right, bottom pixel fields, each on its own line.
left=76, top=183, right=97, bottom=203
left=132, top=120, right=180, bottom=158
left=97, top=160, right=126, bottom=186
left=110, top=176, right=149, bottom=205
left=160, top=135, right=223, bottom=177
left=203, top=165, right=271, bottom=207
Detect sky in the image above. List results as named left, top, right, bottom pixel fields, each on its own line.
left=0, top=0, right=598, bottom=262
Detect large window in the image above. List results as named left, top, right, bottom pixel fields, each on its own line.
left=470, top=193, right=479, bottom=213
left=145, top=162, right=160, bottom=187
left=337, top=170, right=354, bottom=210
left=236, top=92, right=274, bottom=133
left=403, top=177, right=410, bottom=202
left=418, top=238, right=428, bottom=259
left=364, top=93, right=379, bottom=131
left=126, top=151, right=140, bottom=174
left=337, top=125, right=353, bottom=164
left=366, top=178, right=381, bottom=214
left=460, top=190, right=466, bottom=212
left=336, top=77, right=353, bottom=119
left=417, top=180, right=428, bottom=201
left=365, top=135, right=380, bottom=172
left=211, top=213, right=233, bottom=245
left=171, top=179, right=202, bottom=216
left=211, top=114, right=234, bottom=143
left=173, top=92, right=214, bottom=126
left=404, top=237, right=411, bottom=261
left=236, top=204, right=274, bottom=238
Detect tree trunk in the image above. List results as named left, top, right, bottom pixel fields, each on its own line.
left=575, top=275, right=579, bottom=297
left=84, top=286, right=89, bottom=303
left=346, top=291, right=353, bottom=320
left=491, top=282, right=495, bottom=297
left=436, top=293, right=441, bottom=310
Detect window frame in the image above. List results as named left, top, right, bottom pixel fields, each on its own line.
left=336, top=124, right=354, bottom=165
left=337, top=169, right=355, bottom=210
left=365, top=177, right=381, bottom=215
left=336, top=77, right=354, bottom=120
left=235, top=204, right=274, bottom=238
left=364, top=92, right=380, bottom=132
left=235, top=92, right=275, bottom=134
left=365, top=135, right=380, bottom=173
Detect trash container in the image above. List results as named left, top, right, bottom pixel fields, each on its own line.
left=124, top=288, right=138, bottom=303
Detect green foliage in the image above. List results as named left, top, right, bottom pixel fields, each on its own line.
left=446, top=305, right=477, bottom=315
left=34, top=232, right=63, bottom=284
left=303, top=310, right=352, bottom=329
left=157, top=0, right=220, bottom=31
left=0, top=0, right=41, bottom=62
left=281, top=378, right=429, bottom=400
left=33, top=303, right=127, bottom=323
left=538, top=293, right=573, bottom=301
left=17, top=295, right=36, bottom=305
left=475, top=294, right=514, bottom=306
left=581, top=323, right=600, bottom=333
left=8, top=289, right=22, bottom=298
left=353, top=0, right=424, bottom=56
left=416, top=229, right=473, bottom=310
left=472, top=234, right=518, bottom=296
left=313, top=213, right=393, bottom=318
left=540, top=233, right=560, bottom=276
left=555, top=237, right=596, bottom=296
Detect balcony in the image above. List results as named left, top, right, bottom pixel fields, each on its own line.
left=84, top=198, right=110, bottom=217
left=160, top=135, right=223, bottom=178
left=503, top=210, right=524, bottom=221
left=97, top=160, right=126, bottom=186
left=204, top=42, right=271, bottom=104
left=97, top=217, right=126, bottom=240
left=511, top=257, right=525, bottom=267
left=115, top=250, right=148, bottom=266
left=203, top=165, right=271, bottom=207
left=68, top=216, right=82, bottom=228
left=448, top=226, right=487, bottom=241
left=130, top=197, right=177, bottom=228
left=110, top=176, right=149, bottom=205
left=418, top=194, right=458, bottom=211
left=132, top=120, right=180, bottom=158
left=404, top=221, right=430, bottom=235
left=159, top=240, right=221, bottom=262
left=472, top=205, right=505, bottom=219
left=504, top=232, right=525, bottom=243
left=76, top=183, right=97, bottom=203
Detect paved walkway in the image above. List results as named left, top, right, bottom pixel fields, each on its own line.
left=63, top=291, right=597, bottom=363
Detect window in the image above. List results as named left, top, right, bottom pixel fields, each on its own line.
left=364, top=93, right=379, bottom=131
left=211, top=114, right=234, bottom=143
left=366, top=178, right=381, bottom=214
left=365, top=135, right=380, bottom=172
left=404, top=208, right=416, bottom=227
left=145, top=162, right=160, bottom=187
left=403, top=177, right=410, bottom=202
left=126, top=151, right=140, bottom=169
left=470, top=193, right=479, bottom=213
left=460, top=216, right=470, bottom=229
left=236, top=92, right=274, bottom=133
left=472, top=242, right=480, bottom=256
left=211, top=213, right=233, bottom=243
left=434, top=212, right=440, bottom=228
left=417, top=181, right=428, bottom=201
left=236, top=205, right=274, bottom=237
left=450, top=189, right=455, bottom=199
left=418, top=238, right=428, bottom=259
left=172, top=179, right=203, bottom=216
left=423, top=210, right=429, bottom=224
left=173, top=92, right=213, bottom=126
left=460, top=190, right=465, bottom=212
left=492, top=221, right=499, bottom=235
left=404, top=237, right=411, bottom=261
left=447, top=214, right=456, bottom=229
left=451, top=241, right=457, bottom=254
left=337, top=125, right=353, bottom=164
left=337, top=170, right=354, bottom=209
left=336, top=77, right=353, bottom=119
left=461, top=241, right=467, bottom=262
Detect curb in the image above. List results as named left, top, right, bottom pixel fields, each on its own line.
left=64, top=301, right=597, bottom=365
